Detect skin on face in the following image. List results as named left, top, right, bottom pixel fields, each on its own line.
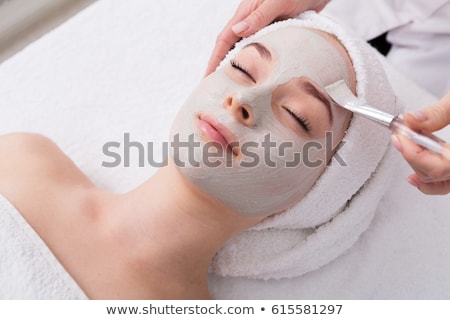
left=223, top=27, right=355, bottom=143
left=170, top=26, right=356, bottom=217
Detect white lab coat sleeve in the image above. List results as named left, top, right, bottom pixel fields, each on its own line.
left=322, top=0, right=449, bottom=40
left=323, top=0, right=450, bottom=97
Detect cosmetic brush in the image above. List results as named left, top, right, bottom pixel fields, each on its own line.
left=325, top=80, right=447, bottom=155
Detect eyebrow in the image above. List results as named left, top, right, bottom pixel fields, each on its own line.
left=243, top=42, right=272, bottom=61
left=297, top=79, right=333, bottom=124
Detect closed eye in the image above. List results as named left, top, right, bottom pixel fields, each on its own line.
left=282, top=106, right=312, bottom=133
left=230, top=59, right=256, bottom=83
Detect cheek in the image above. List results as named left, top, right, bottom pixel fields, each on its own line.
left=261, top=154, right=327, bottom=214
left=328, top=109, right=352, bottom=151
left=262, top=130, right=327, bottom=178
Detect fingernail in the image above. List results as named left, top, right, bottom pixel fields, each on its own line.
left=410, top=111, right=428, bottom=121
left=408, top=176, right=419, bottom=188
left=232, top=21, right=250, bottom=34
left=391, top=135, right=402, bottom=152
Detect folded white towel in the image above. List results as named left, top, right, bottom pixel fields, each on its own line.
left=210, top=12, right=404, bottom=279
left=0, top=193, right=87, bottom=299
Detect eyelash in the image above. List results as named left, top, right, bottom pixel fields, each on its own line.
left=230, top=59, right=312, bottom=133
left=283, top=106, right=312, bottom=133
left=230, top=59, right=256, bottom=83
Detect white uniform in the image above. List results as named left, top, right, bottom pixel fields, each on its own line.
left=324, top=0, right=450, bottom=97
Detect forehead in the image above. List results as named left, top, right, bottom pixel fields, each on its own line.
left=257, top=27, right=327, bottom=45
left=253, top=26, right=343, bottom=55
left=242, top=26, right=352, bottom=89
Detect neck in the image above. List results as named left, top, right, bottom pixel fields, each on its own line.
left=100, top=162, right=263, bottom=299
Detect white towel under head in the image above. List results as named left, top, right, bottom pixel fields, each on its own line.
left=210, top=12, right=403, bottom=279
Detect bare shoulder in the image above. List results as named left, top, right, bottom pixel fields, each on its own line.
left=0, top=133, right=113, bottom=290
left=0, top=132, right=60, bottom=173
left=0, top=132, right=98, bottom=223
left=0, top=132, right=92, bottom=186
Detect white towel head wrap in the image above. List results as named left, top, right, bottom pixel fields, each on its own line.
left=210, top=12, right=403, bottom=279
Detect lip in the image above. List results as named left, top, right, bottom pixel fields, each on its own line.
left=196, top=114, right=240, bottom=157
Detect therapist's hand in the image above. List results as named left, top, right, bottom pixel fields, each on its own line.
left=205, top=0, right=330, bottom=76
left=391, top=91, right=450, bottom=195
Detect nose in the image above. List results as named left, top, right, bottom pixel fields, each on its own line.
left=223, top=94, right=254, bottom=127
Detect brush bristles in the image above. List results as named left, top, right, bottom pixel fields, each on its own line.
left=324, top=80, right=359, bottom=110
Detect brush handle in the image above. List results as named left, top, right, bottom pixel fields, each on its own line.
left=391, top=117, right=446, bottom=154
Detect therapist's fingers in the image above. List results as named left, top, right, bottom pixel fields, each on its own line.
left=204, top=0, right=258, bottom=76
left=231, top=0, right=314, bottom=38
left=205, top=0, right=331, bottom=76
left=408, top=174, right=450, bottom=195
left=230, top=0, right=331, bottom=40
left=404, top=90, right=450, bottom=133
left=393, top=134, right=450, bottom=180
left=205, top=27, right=240, bottom=76
left=392, top=134, right=450, bottom=195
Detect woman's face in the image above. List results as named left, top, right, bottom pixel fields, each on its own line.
left=170, top=26, right=355, bottom=216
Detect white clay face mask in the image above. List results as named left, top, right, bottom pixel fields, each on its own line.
left=170, top=26, right=353, bottom=216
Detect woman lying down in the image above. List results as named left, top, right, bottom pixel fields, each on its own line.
left=0, top=12, right=400, bottom=299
